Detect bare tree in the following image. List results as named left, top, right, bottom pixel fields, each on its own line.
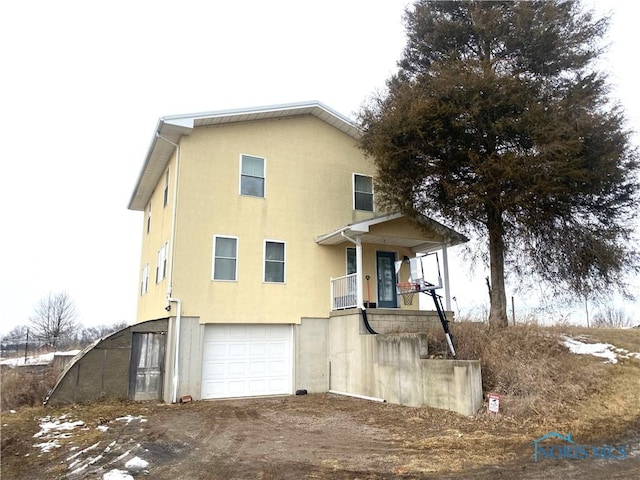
left=592, top=307, right=632, bottom=328
left=29, top=291, right=78, bottom=348
left=74, top=321, right=129, bottom=347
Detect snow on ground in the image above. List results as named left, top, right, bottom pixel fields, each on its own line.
left=562, top=337, right=640, bottom=363
left=0, top=350, right=81, bottom=366
left=32, top=414, right=150, bottom=477
left=103, top=470, right=134, bottom=480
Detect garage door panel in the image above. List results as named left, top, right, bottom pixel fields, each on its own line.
left=201, top=324, right=292, bottom=399
left=249, top=343, right=266, bottom=355
left=268, top=360, right=286, bottom=374
left=269, top=342, right=287, bottom=355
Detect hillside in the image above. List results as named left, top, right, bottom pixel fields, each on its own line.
left=1, top=324, right=639, bottom=479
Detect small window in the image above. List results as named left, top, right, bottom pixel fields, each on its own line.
left=146, top=203, right=152, bottom=234
left=163, top=169, right=169, bottom=207
left=141, top=263, right=149, bottom=295
left=156, top=243, right=167, bottom=283
left=240, top=154, right=265, bottom=197
left=354, top=174, right=374, bottom=211
left=264, top=241, right=285, bottom=283
left=213, top=236, right=238, bottom=281
left=346, top=247, right=357, bottom=275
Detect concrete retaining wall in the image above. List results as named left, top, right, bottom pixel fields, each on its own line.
left=328, top=312, right=482, bottom=416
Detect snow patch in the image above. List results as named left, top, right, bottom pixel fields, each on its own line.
left=125, top=456, right=149, bottom=471
left=103, top=469, right=134, bottom=480
left=34, top=416, right=85, bottom=438
left=562, top=337, right=640, bottom=363
left=115, top=415, right=147, bottom=424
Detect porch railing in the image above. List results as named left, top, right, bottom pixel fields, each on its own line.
left=330, top=273, right=358, bottom=310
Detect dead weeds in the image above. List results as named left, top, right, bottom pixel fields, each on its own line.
left=1, top=325, right=639, bottom=479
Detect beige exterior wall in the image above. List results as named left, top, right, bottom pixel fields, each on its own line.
left=135, top=115, right=423, bottom=324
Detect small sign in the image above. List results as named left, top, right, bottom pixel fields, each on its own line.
left=488, top=393, right=500, bottom=413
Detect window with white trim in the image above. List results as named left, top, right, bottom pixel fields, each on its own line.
left=353, top=174, right=374, bottom=211
left=264, top=240, right=285, bottom=283
left=156, top=243, right=167, bottom=283
left=212, top=236, right=238, bottom=281
left=240, top=154, right=265, bottom=197
left=163, top=169, right=169, bottom=207
left=141, top=263, right=149, bottom=295
left=346, top=247, right=357, bottom=275
left=146, top=203, right=152, bottom=234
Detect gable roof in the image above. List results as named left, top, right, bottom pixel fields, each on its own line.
left=128, top=101, right=361, bottom=211
left=316, top=213, right=468, bottom=252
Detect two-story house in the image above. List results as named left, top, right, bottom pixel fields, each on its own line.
left=126, top=101, right=471, bottom=404
left=47, top=101, right=482, bottom=415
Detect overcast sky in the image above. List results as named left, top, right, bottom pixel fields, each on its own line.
left=1, top=0, right=638, bottom=335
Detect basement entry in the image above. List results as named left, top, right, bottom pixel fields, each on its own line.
left=201, top=324, right=293, bottom=399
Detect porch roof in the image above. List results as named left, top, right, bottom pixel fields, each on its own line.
left=315, top=213, right=468, bottom=253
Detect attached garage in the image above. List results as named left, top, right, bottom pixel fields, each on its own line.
left=201, top=324, right=293, bottom=399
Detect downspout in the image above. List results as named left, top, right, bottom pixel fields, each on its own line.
left=155, top=132, right=180, bottom=296
left=156, top=132, right=182, bottom=403
left=167, top=296, right=182, bottom=404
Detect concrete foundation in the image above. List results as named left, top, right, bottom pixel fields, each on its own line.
left=295, top=317, right=329, bottom=393
left=48, top=310, right=482, bottom=416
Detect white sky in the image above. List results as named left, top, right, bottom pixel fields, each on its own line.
left=1, top=0, right=638, bottom=335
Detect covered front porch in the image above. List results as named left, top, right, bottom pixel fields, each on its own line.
left=316, top=213, right=468, bottom=313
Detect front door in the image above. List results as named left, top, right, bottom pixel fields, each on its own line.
left=376, top=251, right=398, bottom=308
left=129, top=332, right=166, bottom=401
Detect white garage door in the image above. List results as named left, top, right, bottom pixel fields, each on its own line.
left=201, top=324, right=292, bottom=399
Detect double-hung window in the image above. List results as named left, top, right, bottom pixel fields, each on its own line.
left=264, top=240, right=285, bottom=283
left=156, top=243, right=167, bottom=283
left=212, top=236, right=238, bottom=281
left=240, top=154, right=265, bottom=197
left=353, top=174, right=374, bottom=211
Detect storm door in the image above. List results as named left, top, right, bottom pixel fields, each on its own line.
left=129, top=332, right=166, bottom=401
left=376, top=251, right=398, bottom=308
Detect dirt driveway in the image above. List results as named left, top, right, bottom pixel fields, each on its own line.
left=2, top=394, right=639, bottom=479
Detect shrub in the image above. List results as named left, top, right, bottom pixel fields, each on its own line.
left=0, top=366, right=60, bottom=410
left=425, top=322, right=605, bottom=417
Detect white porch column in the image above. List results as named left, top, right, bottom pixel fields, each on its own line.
left=355, top=236, right=364, bottom=308
left=442, top=242, right=451, bottom=311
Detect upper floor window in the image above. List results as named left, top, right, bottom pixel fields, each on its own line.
left=156, top=243, right=167, bottom=283
left=264, top=240, right=285, bottom=283
left=163, top=169, right=169, bottom=207
left=141, top=263, right=149, bottom=295
left=240, top=154, right=265, bottom=197
left=146, top=203, right=152, bottom=234
left=212, top=235, right=238, bottom=281
left=353, top=174, right=373, bottom=211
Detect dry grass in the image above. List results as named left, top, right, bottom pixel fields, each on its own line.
left=0, top=366, right=60, bottom=410
left=426, top=322, right=639, bottom=422
left=2, top=324, right=638, bottom=479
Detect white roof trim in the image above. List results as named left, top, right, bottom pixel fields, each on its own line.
left=315, top=213, right=468, bottom=251
left=128, top=101, right=361, bottom=211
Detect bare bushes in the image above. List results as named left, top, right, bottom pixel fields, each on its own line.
left=1, top=367, right=59, bottom=410
left=426, top=322, right=607, bottom=417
